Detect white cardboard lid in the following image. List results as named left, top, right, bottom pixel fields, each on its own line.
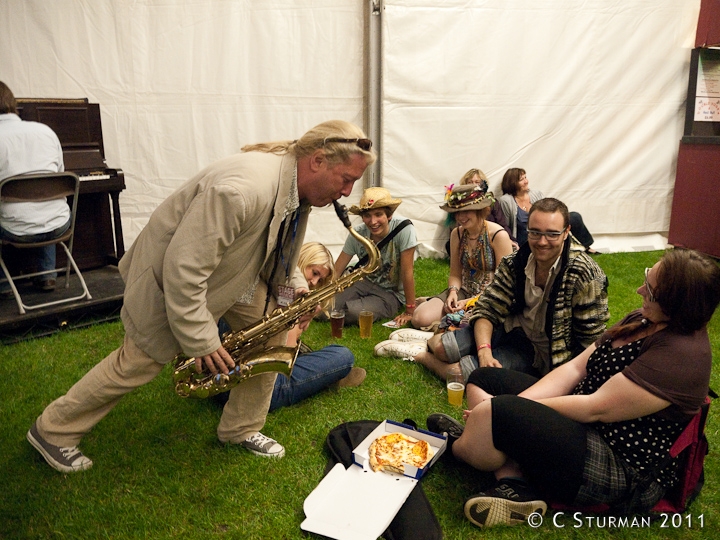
left=300, top=420, right=447, bottom=540
left=301, top=463, right=417, bottom=540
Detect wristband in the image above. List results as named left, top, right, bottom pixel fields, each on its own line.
left=405, top=303, right=416, bottom=310
left=448, top=285, right=459, bottom=293
left=476, top=343, right=491, bottom=352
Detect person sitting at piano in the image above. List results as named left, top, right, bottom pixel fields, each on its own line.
left=0, top=81, right=70, bottom=294
left=27, top=120, right=374, bottom=472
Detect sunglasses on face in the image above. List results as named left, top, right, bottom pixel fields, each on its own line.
left=527, top=229, right=565, bottom=241
left=644, top=267, right=657, bottom=302
left=322, top=137, right=373, bottom=151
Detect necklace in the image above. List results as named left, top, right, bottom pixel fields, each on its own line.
left=515, top=196, right=530, bottom=211
left=465, top=222, right=486, bottom=241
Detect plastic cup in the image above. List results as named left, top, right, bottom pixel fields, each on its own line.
left=447, top=373, right=465, bottom=407
left=330, top=310, right=345, bottom=339
left=359, top=310, right=373, bottom=339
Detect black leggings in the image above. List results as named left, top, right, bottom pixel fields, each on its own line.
left=467, top=366, right=538, bottom=395
left=467, top=368, right=587, bottom=503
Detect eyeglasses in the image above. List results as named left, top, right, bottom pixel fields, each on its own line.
left=322, top=137, right=373, bottom=151
left=644, top=267, right=657, bottom=302
left=527, top=229, right=566, bottom=241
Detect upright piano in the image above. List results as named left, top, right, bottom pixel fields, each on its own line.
left=15, top=98, right=126, bottom=270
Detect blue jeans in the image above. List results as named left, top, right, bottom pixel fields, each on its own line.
left=269, top=344, right=354, bottom=411
left=214, top=319, right=355, bottom=411
left=440, top=324, right=539, bottom=380
left=213, top=345, right=354, bottom=411
left=0, top=219, right=71, bottom=289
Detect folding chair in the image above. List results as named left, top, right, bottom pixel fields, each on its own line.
left=0, top=171, right=91, bottom=314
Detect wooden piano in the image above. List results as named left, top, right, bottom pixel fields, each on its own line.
left=15, top=98, right=126, bottom=270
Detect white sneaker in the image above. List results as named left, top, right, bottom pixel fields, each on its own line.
left=389, top=328, right=435, bottom=342
left=374, top=340, right=427, bottom=360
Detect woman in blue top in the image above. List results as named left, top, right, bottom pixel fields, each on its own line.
left=499, top=167, right=596, bottom=251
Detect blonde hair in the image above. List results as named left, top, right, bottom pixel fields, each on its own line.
left=459, top=168, right=489, bottom=185
left=296, top=242, right=335, bottom=313
left=297, top=242, right=335, bottom=289
left=241, top=120, right=376, bottom=166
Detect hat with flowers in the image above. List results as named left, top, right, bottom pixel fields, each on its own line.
left=439, top=181, right=495, bottom=213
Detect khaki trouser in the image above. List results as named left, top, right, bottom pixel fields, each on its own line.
left=37, top=287, right=280, bottom=447
left=217, top=284, right=280, bottom=444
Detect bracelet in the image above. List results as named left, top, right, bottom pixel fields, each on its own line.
left=448, top=285, right=459, bottom=293
left=405, top=303, right=416, bottom=310
left=476, top=343, right=491, bottom=352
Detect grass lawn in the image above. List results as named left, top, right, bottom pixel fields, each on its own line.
left=1, top=250, right=718, bottom=539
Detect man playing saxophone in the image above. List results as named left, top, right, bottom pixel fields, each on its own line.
left=27, top=120, right=375, bottom=472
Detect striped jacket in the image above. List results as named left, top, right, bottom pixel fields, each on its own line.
left=468, top=238, right=609, bottom=374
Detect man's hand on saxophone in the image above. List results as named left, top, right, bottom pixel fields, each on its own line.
left=196, top=346, right=236, bottom=375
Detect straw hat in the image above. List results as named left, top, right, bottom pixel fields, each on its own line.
left=349, top=187, right=402, bottom=215
left=440, top=182, right=495, bottom=213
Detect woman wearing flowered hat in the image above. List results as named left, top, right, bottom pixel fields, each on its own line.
left=443, top=168, right=517, bottom=256
left=333, top=187, right=417, bottom=326
left=410, top=182, right=513, bottom=330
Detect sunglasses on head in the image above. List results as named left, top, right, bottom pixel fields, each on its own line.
left=322, top=137, right=372, bottom=151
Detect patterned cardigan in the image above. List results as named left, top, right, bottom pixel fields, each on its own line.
left=468, top=238, right=609, bottom=374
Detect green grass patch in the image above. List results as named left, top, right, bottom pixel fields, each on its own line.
left=1, top=251, right=718, bottom=539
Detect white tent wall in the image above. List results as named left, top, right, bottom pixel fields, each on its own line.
left=0, top=1, right=701, bottom=259
left=382, top=0, right=701, bottom=257
left=0, top=0, right=368, bottom=254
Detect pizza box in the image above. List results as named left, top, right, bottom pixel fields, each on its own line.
left=300, top=420, right=446, bottom=540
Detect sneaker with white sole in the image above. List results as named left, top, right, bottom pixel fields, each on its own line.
left=373, top=340, right=427, bottom=360
left=464, top=478, right=547, bottom=528
left=27, top=422, right=93, bottom=473
left=389, top=328, right=435, bottom=342
left=240, top=432, right=285, bottom=458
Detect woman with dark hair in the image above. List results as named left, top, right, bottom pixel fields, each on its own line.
left=431, top=249, right=720, bottom=528
left=498, top=167, right=595, bottom=251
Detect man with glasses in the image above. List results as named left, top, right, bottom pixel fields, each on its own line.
left=414, top=197, right=609, bottom=381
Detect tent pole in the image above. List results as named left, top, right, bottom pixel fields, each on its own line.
left=366, top=0, right=383, bottom=187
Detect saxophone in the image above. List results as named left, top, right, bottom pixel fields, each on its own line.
left=172, top=200, right=380, bottom=398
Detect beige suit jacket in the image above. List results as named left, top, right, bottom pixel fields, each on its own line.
left=119, top=151, right=310, bottom=363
